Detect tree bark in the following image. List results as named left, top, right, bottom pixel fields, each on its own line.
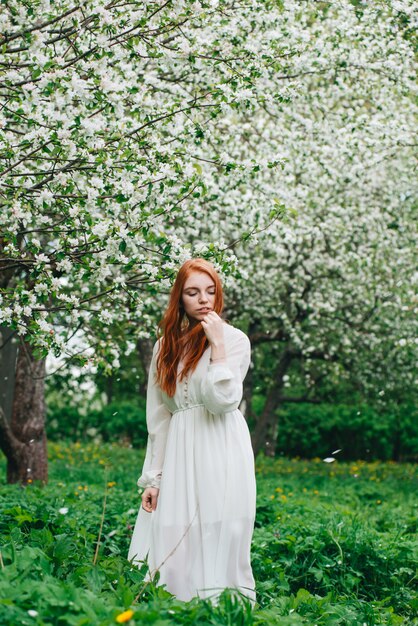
left=0, top=337, right=47, bottom=485
left=0, top=327, right=18, bottom=423
left=242, top=363, right=254, bottom=424
left=251, top=349, right=293, bottom=457
left=137, top=337, right=154, bottom=397
left=251, top=388, right=281, bottom=457
left=241, top=321, right=257, bottom=425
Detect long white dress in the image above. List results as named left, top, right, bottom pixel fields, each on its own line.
left=127, top=322, right=256, bottom=604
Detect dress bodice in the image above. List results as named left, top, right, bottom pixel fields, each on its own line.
left=161, top=346, right=212, bottom=414
left=137, top=322, right=251, bottom=490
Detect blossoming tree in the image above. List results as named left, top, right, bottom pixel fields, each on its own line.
left=165, top=1, right=417, bottom=454
left=0, top=0, right=296, bottom=482
left=0, top=0, right=416, bottom=479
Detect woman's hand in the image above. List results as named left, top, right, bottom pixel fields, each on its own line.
left=200, top=311, right=225, bottom=347
left=201, top=311, right=226, bottom=362
left=141, top=487, right=159, bottom=512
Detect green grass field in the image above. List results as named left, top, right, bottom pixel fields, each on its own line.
left=0, top=442, right=417, bottom=625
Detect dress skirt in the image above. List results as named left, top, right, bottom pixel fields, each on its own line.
left=127, top=402, right=256, bottom=604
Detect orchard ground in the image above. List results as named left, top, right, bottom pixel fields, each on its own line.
left=0, top=442, right=417, bottom=626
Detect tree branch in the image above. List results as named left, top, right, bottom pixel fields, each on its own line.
left=0, top=7, right=81, bottom=46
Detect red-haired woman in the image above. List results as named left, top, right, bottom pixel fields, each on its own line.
left=128, top=258, right=256, bottom=605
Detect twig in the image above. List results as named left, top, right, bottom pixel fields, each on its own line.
left=133, top=502, right=199, bottom=601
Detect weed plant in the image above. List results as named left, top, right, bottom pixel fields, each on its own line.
left=0, top=443, right=416, bottom=625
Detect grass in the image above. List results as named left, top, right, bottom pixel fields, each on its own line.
left=0, top=442, right=417, bottom=625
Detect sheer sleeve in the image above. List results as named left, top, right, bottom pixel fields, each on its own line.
left=201, top=330, right=251, bottom=415
left=137, top=340, right=172, bottom=491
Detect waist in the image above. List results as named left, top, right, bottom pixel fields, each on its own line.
left=172, top=403, right=205, bottom=415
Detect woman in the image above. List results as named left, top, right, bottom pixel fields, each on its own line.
left=127, top=258, right=256, bottom=605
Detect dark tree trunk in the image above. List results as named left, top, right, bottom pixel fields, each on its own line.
left=137, top=337, right=154, bottom=397
left=0, top=327, right=18, bottom=423
left=0, top=337, right=47, bottom=485
left=251, top=349, right=293, bottom=457
left=242, top=364, right=254, bottom=424
left=242, top=321, right=257, bottom=425
left=251, top=387, right=282, bottom=457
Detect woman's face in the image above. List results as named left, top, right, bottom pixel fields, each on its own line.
left=181, top=271, right=216, bottom=325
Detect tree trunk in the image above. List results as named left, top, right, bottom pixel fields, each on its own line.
left=242, top=321, right=257, bottom=425
left=137, top=337, right=154, bottom=397
left=0, top=337, right=47, bottom=485
left=242, top=362, right=254, bottom=424
left=251, top=349, right=292, bottom=457
left=251, top=387, right=282, bottom=457
left=0, top=327, right=18, bottom=423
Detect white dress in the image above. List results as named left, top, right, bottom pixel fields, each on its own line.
left=127, top=322, right=257, bottom=604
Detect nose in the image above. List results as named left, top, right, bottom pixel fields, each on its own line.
left=199, top=293, right=208, bottom=303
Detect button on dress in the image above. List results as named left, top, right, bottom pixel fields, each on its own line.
left=127, top=323, right=257, bottom=604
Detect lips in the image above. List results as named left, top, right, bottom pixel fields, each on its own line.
left=197, top=308, right=211, bottom=312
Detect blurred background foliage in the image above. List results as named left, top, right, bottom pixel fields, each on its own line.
left=46, top=346, right=418, bottom=461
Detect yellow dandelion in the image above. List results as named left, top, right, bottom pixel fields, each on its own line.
left=280, top=494, right=287, bottom=502
left=108, top=481, right=117, bottom=488
left=313, top=489, right=319, bottom=495
left=269, top=495, right=275, bottom=500
left=376, top=500, right=382, bottom=505
left=116, top=609, right=134, bottom=623
left=275, top=487, right=283, bottom=493
left=27, top=479, right=33, bottom=483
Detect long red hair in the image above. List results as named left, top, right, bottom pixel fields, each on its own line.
left=155, top=258, right=225, bottom=397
